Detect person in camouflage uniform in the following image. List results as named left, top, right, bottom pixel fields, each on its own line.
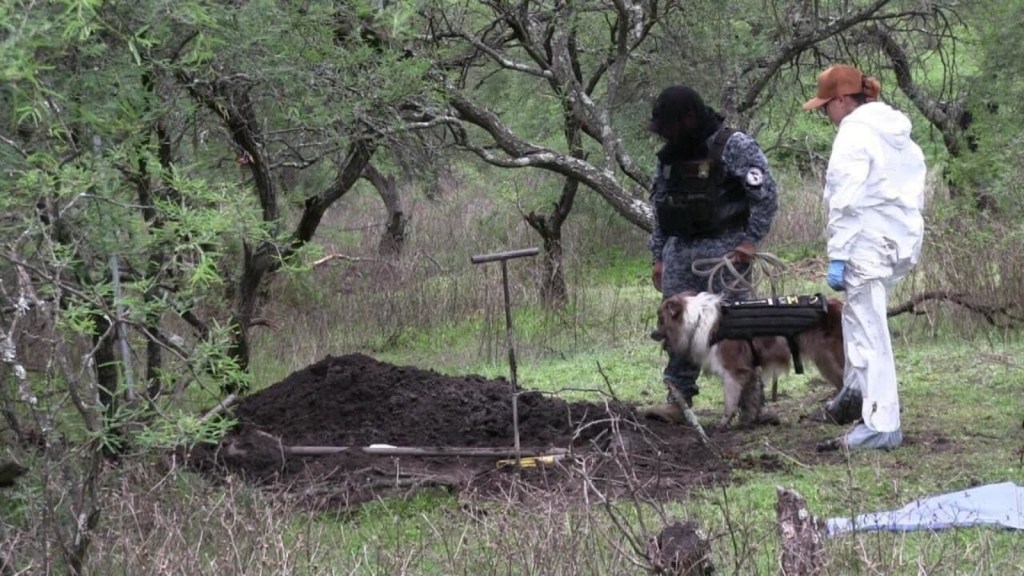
left=644, top=85, right=780, bottom=423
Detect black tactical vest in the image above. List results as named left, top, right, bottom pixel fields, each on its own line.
left=656, top=128, right=750, bottom=238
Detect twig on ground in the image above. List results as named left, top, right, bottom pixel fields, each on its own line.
left=763, top=440, right=810, bottom=469
left=240, top=430, right=568, bottom=458
left=594, top=361, right=623, bottom=404
left=665, top=386, right=723, bottom=461
left=546, top=386, right=617, bottom=399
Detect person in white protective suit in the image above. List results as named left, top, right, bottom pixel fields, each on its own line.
left=801, top=64, right=927, bottom=451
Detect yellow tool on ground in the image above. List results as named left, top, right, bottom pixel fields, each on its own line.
left=496, top=454, right=566, bottom=469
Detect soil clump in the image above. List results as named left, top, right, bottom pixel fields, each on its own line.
left=187, top=353, right=873, bottom=508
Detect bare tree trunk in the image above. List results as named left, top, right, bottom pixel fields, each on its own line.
left=63, top=450, right=103, bottom=576
left=92, top=316, right=125, bottom=455
left=133, top=81, right=179, bottom=399
left=144, top=331, right=163, bottom=399
left=362, top=162, right=407, bottom=257
left=524, top=177, right=577, bottom=308
left=182, top=70, right=380, bottom=382
left=522, top=87, right=585, bottom=308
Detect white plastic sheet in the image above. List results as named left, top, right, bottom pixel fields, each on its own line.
left=827, top=482, right=1024, bottom=536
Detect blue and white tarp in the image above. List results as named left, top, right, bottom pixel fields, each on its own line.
left=827, top=482, right=1024, bottom=536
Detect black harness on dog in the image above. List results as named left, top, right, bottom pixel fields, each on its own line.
left=711, top=294, right=831, bottom=374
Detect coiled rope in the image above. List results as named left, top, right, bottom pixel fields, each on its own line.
left=691, top=251, right=787, bottom=297
left=692, top=251, right=789, bottom=402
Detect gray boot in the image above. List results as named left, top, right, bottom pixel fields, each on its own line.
left=844, top=423, right=902, bottom=450
left=640, top=381, right=693, bottom=423
left=804, top=386, right=863, bottom=425
left=817, top=423, right=902, bottom=452
left=641, top=401, right=686, bottom=423
left=825, top=387, right=863, bottom=424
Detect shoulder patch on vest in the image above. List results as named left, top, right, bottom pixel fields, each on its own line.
left=745, top=167, right=764, bottom=187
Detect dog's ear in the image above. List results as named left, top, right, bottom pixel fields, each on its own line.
left=662, top=297, right=684, bottom=321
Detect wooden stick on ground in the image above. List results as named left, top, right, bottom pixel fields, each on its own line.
left=284, top=444, right=569, bottom=458
left=244, top=430, right=568, bottom=459
left=666, top=385, right=722, bottom=460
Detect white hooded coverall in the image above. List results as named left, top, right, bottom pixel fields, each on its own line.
left=824, top=101, right=926, bottom=435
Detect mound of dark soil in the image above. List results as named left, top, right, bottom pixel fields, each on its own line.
left=188, top=353, right=838, bottom=508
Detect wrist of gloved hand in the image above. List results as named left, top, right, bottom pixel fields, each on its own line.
left=826, top=260, right=846, bottom=291
left=732, top=240, right=756, bottom=264
left=652, top=260, right=664, bottom=291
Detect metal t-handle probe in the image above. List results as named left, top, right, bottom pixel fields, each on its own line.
left=471, top=247, right=539, bottom=466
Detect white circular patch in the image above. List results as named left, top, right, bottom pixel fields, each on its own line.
left=746, top=167, right=764, bottom=187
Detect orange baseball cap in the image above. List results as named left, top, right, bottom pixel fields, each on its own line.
left=802, top=65, right=875, bottom=110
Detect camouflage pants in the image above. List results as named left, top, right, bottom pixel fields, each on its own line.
left=659, top=232, right=750, bottom=403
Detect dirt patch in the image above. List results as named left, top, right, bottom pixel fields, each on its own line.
left=186, top=353, right=943, bottom=509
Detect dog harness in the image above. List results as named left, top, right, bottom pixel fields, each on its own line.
left=710, top=294, right=831, bottom=373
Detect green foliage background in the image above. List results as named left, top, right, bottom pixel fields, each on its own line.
left=2, top=1, right=1023, bottom=574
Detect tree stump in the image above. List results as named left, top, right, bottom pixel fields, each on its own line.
left=647, top=520, right=714, bottom=576
left=0, top=462, right=20, bottom=576
left=0, top=462, right=26, bottom=489
left=775, top=486, right=827, bottom=576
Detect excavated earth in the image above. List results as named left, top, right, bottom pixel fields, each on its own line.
left=186, top=352, right=926, bottom=510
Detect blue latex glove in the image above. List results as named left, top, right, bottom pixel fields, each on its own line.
left=827, top=260, right=846, bottom=291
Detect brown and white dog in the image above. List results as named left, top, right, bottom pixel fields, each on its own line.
left=651, top=291, right=845, bottom=429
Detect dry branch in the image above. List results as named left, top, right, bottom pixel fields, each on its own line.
left=887, top=290, right=1021, bottom=325
left=198, top=394, right=238, bottom=424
